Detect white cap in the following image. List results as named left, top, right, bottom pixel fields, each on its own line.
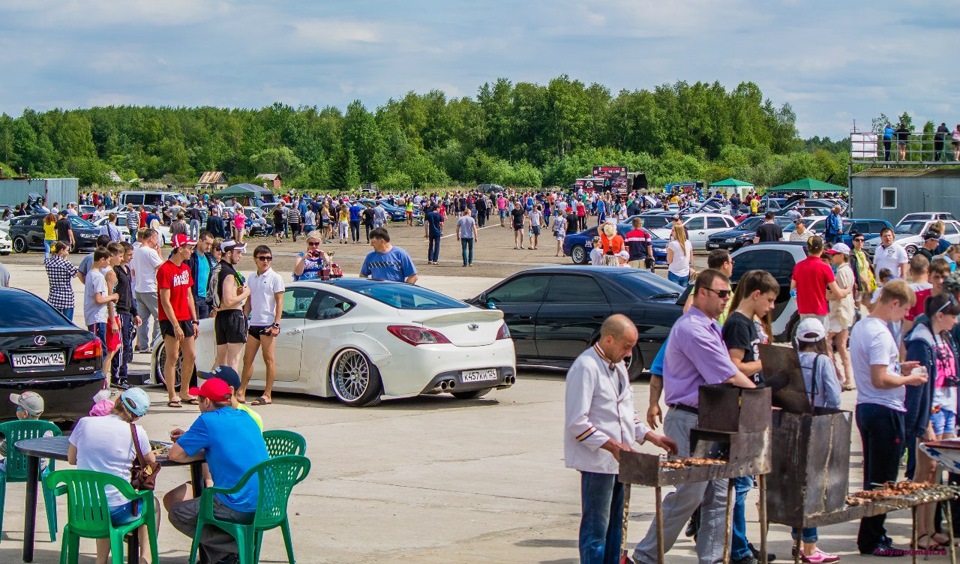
left=796, top=318, right=826, bottom=342
left=617, top=250, right=630, bottom=259
left=826, top=242, right=851, bottom=256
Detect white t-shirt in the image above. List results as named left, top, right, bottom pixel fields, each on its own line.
left=667, top=240, right=692, bottom=276
left=130, top=246, right=163, bottom=293
left=874, top=242, right=908, bottom=278
left=248, top=268, right=285, bottom=326
left=851, top=316, right=905, bottom=411
left=69, top=414, right=151, bottom=508
left=83, top=268, right=108, bottom=325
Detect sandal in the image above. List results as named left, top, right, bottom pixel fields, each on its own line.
left=250, top=396, right=272, bottom=406
left=167, top=399, right=182, bottom=408
left=931, top=532, right=956, bottom=547
left=917, top=534, right=943, bottom=550
left=183, top=397, right=200, bottom=405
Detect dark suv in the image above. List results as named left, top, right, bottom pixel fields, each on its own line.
left=9, top=214, right=99, bottom=253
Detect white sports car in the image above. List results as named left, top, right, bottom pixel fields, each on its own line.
left=152, top=279, right=517, bottom=406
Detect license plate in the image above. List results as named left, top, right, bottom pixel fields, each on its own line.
left=12, top=352, right=66, bottom=368
left=461, top=369, right=498, bottom=383
left=706, top=243, right=718, bottom=249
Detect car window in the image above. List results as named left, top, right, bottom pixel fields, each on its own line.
left=544, top=275, right=607, bottom=304
left=309, top=291, right=355, bottom=320
left=0, top=290, right=73, bottom=328
left=639, top=216, right=671, bottom=230
left=685, top=217, right=705, bottom=230
left=354, top=283, right=468, bottom=310
left=944, top=223, right=960, bottom=236
left=68, top=216, right=94, bottom=228
left=726, top=217, right=738, bottom=227
left=706, top=217, right=727, bottom=229
left=896, top=222, right=927, bottom=236
left=487, top=275, right=551, bottom=304
left=282, top=287, right=321, bottom=319
left=731, top=250, right=796, bottom=283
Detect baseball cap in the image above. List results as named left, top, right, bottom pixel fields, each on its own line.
left=220, top=239, right=246, bottom=253
left=617, top=250, right=630, bottom=259
left=924, top=231, right=941, bottom=241
left=10, top=391, right=45, bottom=417
left=171, top=233, right=197, bottom=249
left=189, top=378, right=232, bottom=402
left=825, top=243, right=851, bottom=255
left=119, top=387, right=151, bottom=417
left=796, top=318, right=827, bottom=343
left=198, top=366, right=241, bottom=390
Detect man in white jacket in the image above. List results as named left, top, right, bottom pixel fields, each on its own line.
left=565, top=314, right=677, bottom=564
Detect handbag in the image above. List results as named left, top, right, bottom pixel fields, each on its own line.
left=130, top=424, right=161, bottom=491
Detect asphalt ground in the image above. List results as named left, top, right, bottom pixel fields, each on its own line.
left=0, top=221, right=950, bottom=562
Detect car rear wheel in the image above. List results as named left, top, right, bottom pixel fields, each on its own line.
left=452, top=389, right=491, bottom=400
left=12, top=236, right=28, bottom=253
left=626, top=345, right=644, bottom=381
left=155, top=342, right=182, bottom=388
left=330, top=348, right=382, bottom=407
left=571, top=244, right=587, bottom=264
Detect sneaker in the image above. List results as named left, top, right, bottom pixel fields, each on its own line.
left=749, top=543, right=776, bottom=562
left=860, top=544, right=908, bottom=557
left=731, top=556, right=758, bottom=564
left=802, top=548, right=840, bottom=563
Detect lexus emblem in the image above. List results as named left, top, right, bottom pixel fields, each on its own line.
left=34, top=335, right=47, bottom=346
left=468, top=323, right=479, bottom=331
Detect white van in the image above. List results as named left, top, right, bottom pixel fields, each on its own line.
left=117, top=191, right=188, bottom=209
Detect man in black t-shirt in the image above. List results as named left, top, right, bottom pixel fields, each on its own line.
left=55, top=211, right=74, bottom=248
left=566, top=211, right=579, bottom=235
left=510, top=202, right=526, bottom=249
left=752, top=212, right=783, bottom=244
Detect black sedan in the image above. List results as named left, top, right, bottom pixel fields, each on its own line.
left=706, top=216, right=793, bottom=251
left=467, top=266, right=683, bottom=380
left=9, top=214, right=100, bottom=253
left=0, top=288, right=105, bottom=422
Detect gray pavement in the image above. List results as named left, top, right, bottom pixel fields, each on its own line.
left=0, top=262, right=950, bottom=563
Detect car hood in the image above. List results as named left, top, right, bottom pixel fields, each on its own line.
left=708, top=228, right=753, bottom=239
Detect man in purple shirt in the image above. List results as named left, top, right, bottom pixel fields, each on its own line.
left=633, top=269, right=756, bottom=564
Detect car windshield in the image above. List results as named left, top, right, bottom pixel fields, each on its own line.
left=895, top=222, right=927, bottom=236
left=68, top=216, right=94, bottom=228
left=735, top=217, right=764, bottom=231
left=613, top=271, right=685, bottom=299
left=352, top=283, right=469, bottom=310
left=0, top=290, right=74, bottom=328
left=638, top=215, right=671, bottom=230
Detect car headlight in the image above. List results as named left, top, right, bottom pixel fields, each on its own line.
left=725, top=238, right=738, bottom=243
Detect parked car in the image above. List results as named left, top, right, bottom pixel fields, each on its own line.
left=9, top=214, right=99, bottom=253
left=636, top=212, right=677, bottom=231
left=706, top=216, right=794, bottom=251
left=467, top=266, right=684, bottom=380
left=775, top=199, right=846, bottom=218
left=160, top=279, right=516, bottom=407
left=562, top=222, right=669, bottom=265
left=649, top=213, right=739, bottom=250
left=780, top=216, right=827, bottom=239
left=0, top=229, right=10, bottom=255
left=897, top=212, right=957, bottom=226
left=91, top=216, right=132, bottom=243
left=78, top=205, right=96, bottom=220
left=477, top=183, right=505, bottom=194
left=838, top=218, right=894, bottom=247
left=864, top=219, right=960, bottom=258
left=730, top=242, right=806, bottom=342
left=0, top=288, right=105, bottom=422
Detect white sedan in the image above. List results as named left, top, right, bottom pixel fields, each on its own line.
left=864, top=219, right=960, bottom=258
left=153, top=279, right=517, bottom=406
left=0, top=229, right=10, bottom=255
left=93, top=216, right=172, bottom=245
left=650, top=213, right=739, bottom=250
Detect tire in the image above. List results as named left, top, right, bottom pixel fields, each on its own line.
left=330, top=348, right=382, bottom=407
left=779, top=312, right=801, bottom=344
left=572, top=244, right=588, bottom=264
left=155, top=342, right=182, bottom=388
left=626, top=345, right=644, bottom=381
left=905, top=245, right=917, bottom=259
left=12, top=236, right=28, bottom=253
left=452, top=389, right=491, bottom=400
left=70, top=241, right=78, bottom=254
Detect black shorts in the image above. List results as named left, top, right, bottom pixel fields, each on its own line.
left=513, top=225, right=523, bottom=232
left=159, top=319, right=195, bottom=339
left=214, top=309, right=248, bottom=345
left=248, top=325, right=276, bottom=340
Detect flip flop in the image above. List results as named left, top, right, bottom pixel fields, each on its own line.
left=250, top=397, right=272, bottom=406
left=167, top=400, right=182, bottom=408
left=184, top=397, right=200, bottom=405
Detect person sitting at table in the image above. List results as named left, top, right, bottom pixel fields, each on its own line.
left=165, top=378, right=269, bottom=564
left=67, top=387, right=158, bottom=564
left=0, top=392, right=49, bottom=473
left=197, top=365, right=263, bottom=430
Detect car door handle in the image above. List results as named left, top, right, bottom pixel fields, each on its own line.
left=286, top=328, right=302, bottom=335
left=592, top=315, right=605, bottom=320
left=516, top=315, right=532, bottom=320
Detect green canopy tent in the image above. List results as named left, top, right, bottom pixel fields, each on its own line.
left=708, top=177, right=754, bottom=197
left=766, top=178, right=848, bottom=195
left=213, top=183, right=276, bottom=206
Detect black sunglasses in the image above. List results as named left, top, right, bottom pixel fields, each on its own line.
left=256, top=256, right=273, bottom=262
left=704, top=287, right=731, bottom=299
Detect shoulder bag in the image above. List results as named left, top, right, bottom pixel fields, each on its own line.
left=130, top=424, right=161, bottom=491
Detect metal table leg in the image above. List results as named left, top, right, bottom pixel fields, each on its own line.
left=946, top=500, right=957, bottom=564
left=758, top=475, right=768, bottom=564
left=190, top=461, right=204, bottom=498
left=912, top=506, right=918, bottom=564
left=621, top=484, right=631, bottom=564
left=21, top=454, right=40, bottom=562
left=793, top=535, right=802, bottom=564
left=128, top=532, right=139, bottom=564
left=655, top=486, right=664, bottom=564
left=723, top=479, right=735, bottom=564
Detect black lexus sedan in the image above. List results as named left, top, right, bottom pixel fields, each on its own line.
left=0, top=288, right=105, bottom=422
left=467, top=266, right=683, bottom=380
left=8, top=214, right=100, bottom=254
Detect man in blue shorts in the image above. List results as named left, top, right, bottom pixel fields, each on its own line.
left=360, top=227, right=418, bottom=284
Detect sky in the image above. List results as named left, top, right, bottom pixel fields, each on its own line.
left=0, top=0, right=957, bottom=141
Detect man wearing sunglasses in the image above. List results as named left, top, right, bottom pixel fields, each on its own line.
left=633, top=269, right=756, bottom=564
left=238, top=245, right=285, bottom=406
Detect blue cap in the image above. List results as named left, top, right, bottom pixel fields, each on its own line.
left=198, top=366, right=241, bottom=390
left=119, top=388, right=151, bottom=417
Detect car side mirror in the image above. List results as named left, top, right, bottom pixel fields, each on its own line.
left=485, top=298, right=497, bottom=310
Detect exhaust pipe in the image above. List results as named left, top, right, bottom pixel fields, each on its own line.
left=448, top=379, right=456, bottom=389
left=440, top=381, right=449, bottom=390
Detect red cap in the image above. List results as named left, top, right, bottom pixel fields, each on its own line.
left=171, top=233, right=197, bottom=249
left=188, top=378, right=231, bottom=402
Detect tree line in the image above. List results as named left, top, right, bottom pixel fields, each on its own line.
left=0, top=76, right=853, bottom=191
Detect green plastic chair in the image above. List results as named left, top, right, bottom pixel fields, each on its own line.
left=0, top=419, right=62, bottom=543
left=262, top=430, right=307, bottom=457
left=45, top=469, right=159, bottom=564
left=189, top=455, right=311, bottom=564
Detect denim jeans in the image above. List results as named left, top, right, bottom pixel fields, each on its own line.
left=428, top=234, right=441, bottom=263
left=856, top=403, right=905, bottom=553
left=791, top=527, right=818, bottom=543
left=667, top=272, right=689, bottom=287
left=731, top=476, right=753, bottom=560
left=57, top=307, right=74, bottom=325
left=579, top=471, right=624, bottom=564
left=111, top=312, right=136, bottom=383
left=43, top=239, right=53, bottom=258
left=460, top=238, right=474, bottom=266
left=87, top=323, right=106, bottom=356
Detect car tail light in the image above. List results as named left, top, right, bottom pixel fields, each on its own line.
left=73, top=339, right=102, bottom=361
left=496, top=323, right=511, bottom=340
left=0, top=351, right=5, bottom=363
left=387, top=325, right=451, bottom=346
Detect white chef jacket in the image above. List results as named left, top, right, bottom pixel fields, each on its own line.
left=564, top=345, right=650, bottom=474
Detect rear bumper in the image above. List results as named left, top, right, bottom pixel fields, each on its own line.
left=418, top=366, right=516, bottom=394
left=0, top=372, right=105, bottom=422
